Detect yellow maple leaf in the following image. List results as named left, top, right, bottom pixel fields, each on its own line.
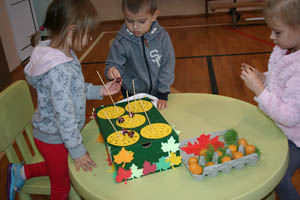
left=166, top=152, right=182, bottom=169
left=113, top=147, right=135, bottom=168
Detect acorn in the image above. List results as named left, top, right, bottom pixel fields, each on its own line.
left=128, top=112, right=135, bottom=118
left=121, top=128, right=128, bottom=135
left=128, top=131, right=135, bottom=138
left=116, top=77, right=122, bottom=83
left=118, top=117, right=125, bottom=123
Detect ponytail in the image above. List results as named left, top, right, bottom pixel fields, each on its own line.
left=30, top=31, right=41, bottom=47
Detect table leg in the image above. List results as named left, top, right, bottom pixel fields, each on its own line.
left=205, top=0, right=208, bottom=17
left=262, top=190, right=275, bottom=200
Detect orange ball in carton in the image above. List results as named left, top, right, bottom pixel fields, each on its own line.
left=216, top=150, right=223, bottom=157
left=188, top=156, right=198, bottom=165
left=221, top=156, right=232, bottom=163
left=199, top=148, right=207, bottom=156
left=205, top=161, right=215, bottom=167
left=189, top=163, right=203, bottom=175
left=228, top=144, right=237, bottom=154
left=238, top=138, right=248, bottom=147
left=245, top=144, right=256, bottom=155
left=233, top=151, right=243, bottom=160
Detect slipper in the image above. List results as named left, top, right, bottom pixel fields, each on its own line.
left=13, top=163, right=25, bottom=191
left=7, top=164, right=15, bottom=200
left=6, top=163, right=25, bottom=200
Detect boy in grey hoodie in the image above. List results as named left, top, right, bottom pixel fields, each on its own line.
left=105, top=0, right=175, bottom=110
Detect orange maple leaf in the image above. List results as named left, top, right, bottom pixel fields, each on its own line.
left=113, top=147, right=135, bottom=168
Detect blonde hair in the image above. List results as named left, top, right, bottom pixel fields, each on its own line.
left=264, top=0, right=300, bottom=29
left=32, top=0, right=98, bottom=48
left=122, top=0, right=157, bottom=15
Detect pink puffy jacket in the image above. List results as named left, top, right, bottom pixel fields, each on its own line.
left=255, top=46, right=300, bottom=147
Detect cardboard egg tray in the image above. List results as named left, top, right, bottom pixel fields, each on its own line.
left=180, top=130, right=260, bottom=181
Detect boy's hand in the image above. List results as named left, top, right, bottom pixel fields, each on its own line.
left=107, top=67, right=121, bottom=80
left=240, top=63, right=265, bottom=96
left=74, top=152, right=97, bottom=172
left=100, top=80, right=121, bottom=96
left=157, top=99, right=167, bottom=110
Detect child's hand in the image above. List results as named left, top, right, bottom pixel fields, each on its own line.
left=74, top=152, right=97, bottom=172
left=101, top=80, right=121, bottom=96
left=241, top=63, right=266, bottom=83
left=107, top=67, right=121, bottom=80
left=157, top=99, right=167, bottom=110
left=240, top=63, right=265, bottom=96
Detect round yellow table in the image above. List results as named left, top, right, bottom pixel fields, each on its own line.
left=68, top=93, right=288, bottom=200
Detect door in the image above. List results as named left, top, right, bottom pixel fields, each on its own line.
left=4, top=0, right=38, bottom=61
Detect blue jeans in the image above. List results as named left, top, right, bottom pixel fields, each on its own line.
left=275, top=140, right=300, bottom=200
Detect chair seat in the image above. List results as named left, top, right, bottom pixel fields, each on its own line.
left=22, top=177, right=50, bottom=194
left=28, top=153, right=44, bottom=164
left=21, top=153, right=51, bottom=194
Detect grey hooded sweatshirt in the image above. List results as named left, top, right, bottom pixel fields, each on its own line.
left=24, top=40, right=103, bottom=159
left=105, top=21, right=175, bottom=100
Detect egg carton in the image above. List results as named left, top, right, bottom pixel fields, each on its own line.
left=180, top=130, right=259, bottom=181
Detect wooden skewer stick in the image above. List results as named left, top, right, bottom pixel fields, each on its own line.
left=132, top=79, right=137, bottom=110
left=96, top=71, right=118, bottom=112
left=103, top=111, right=121, bottom=138
left=132, top=79, right=137, bottom=102
left=126, top=90, right=134, bottom=122
left=126, top=90, right=131, bottom=113
left=138, top=97, right=154, bottom=132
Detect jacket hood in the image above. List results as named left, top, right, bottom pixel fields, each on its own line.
left=24, top=40, right=73, bottom=86
left=118, top=21, right=164, bottom=43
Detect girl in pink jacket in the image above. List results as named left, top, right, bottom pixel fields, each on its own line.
left=241, top=0, right=300, bottom=199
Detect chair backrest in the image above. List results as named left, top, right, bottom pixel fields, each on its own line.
left=0, top=80, right=40, bottom=164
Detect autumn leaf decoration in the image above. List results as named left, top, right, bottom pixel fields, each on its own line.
left=181, top=134, right=224, bottom=155
left=113, top=147, right=134, bottom=168
left=161, top=136, right=180, bottom=155
left=115, top=167, right=132, bottom=184
left=161, top=136, right=182, bottom=168
left=143, top=161, right=157, bottom=175
left=156, top=157, right=170, bottom=171
left=166, top=152, right=181, bottom=169
left=130, top=164, right=143, bottom=179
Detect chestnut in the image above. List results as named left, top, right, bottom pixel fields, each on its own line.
left=118, top=117, right=125, bottom=123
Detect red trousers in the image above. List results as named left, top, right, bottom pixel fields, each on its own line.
left=24, top=138, right=70, bottom=200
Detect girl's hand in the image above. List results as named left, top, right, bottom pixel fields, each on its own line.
left=157, top=99, right=167, bottom=110
left=241, top=63, right=266, bottom=83
left=100, top=80, right=121, bottom=96
left=74, top=152, right=97, bottom=172
left=107, top=67, right=121, bottom=80
left=240, top=63, right=265, bottom=96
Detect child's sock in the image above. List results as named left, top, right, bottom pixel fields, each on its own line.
left=20, top=166, right=26, bottom=180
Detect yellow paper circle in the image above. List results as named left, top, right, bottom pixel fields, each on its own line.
left=107, top=131, right=140, bottom=146
left=97, top=106, right=125, bottom=119
left=125, top=100, right=153, bottom=113
left=116, top=114, right=146, bottom=128
left=141, top=123, right=172, bottom=139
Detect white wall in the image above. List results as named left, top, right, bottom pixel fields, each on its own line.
left=1, top=0, right=205, bottom=71
left=92, top=0, right=205, bottom=21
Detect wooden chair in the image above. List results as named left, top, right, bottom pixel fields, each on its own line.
left=0, top=80, right=81, bottom=200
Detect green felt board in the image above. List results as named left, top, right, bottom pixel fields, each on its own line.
left=95, top=98, right=180, bottom=173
